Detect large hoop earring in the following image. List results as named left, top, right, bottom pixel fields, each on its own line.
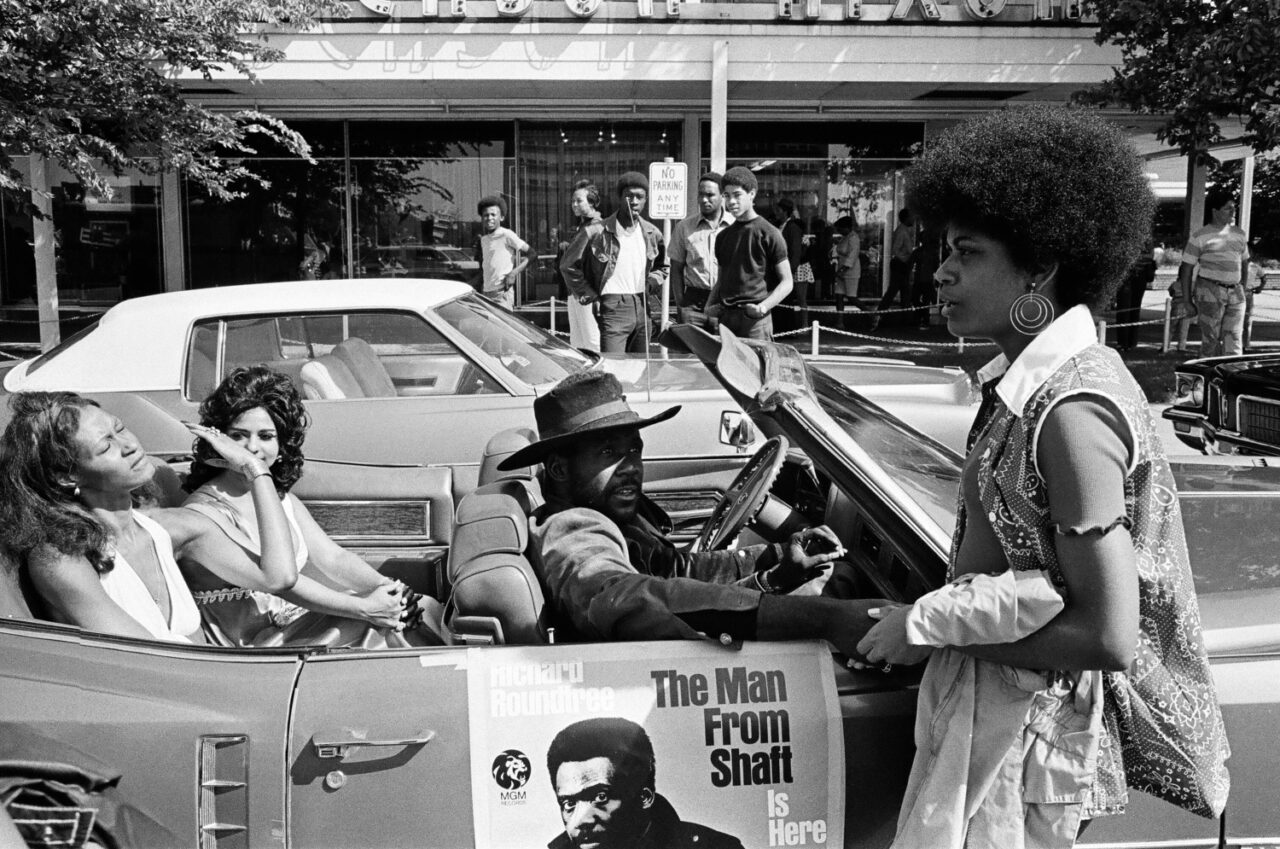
left=1010, top=291, right=1055, bottom=335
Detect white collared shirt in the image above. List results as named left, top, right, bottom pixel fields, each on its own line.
left=976, top=304, right=1097, bottom=418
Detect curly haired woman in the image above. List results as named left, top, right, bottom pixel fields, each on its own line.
left=0, top=392, right=297, bottom=642
left=181, top=366, right=447, bottom=647
left=856, top=106, right=1229, bottom=847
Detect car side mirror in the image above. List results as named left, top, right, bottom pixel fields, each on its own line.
left=719, top=411, right=756, bottom=451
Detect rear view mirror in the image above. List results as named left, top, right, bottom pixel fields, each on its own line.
left=719, top=411, right=757, bottom=450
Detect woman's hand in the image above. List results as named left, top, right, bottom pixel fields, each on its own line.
left=855, top=604, right=933, bottom=668
left=354, top=582, right=408, bottom=631
left=183, top=422, right=270, bottom=483
left=767, top=526, right=844, bottom=593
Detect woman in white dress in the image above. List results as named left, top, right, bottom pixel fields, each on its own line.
left=564, top=180, right=603, bottom=352
left=0, top=391, right=297, bottom=643
left=180, top=366, right=447, bottom=647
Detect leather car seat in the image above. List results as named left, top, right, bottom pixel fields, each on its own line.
left=477, top=426, right=538, bottom=486
left=332, top=337, right=397, bottom=398
left=447, top=428, right=551, bottom=645
left=299, top=355, right=363, bottom=400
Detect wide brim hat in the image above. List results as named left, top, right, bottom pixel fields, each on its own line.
left=497, top=371, right=680, bottom=471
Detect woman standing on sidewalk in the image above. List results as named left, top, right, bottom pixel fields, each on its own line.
left=857, top=106, right=1228, bottom=847
left=563, top=181, right=603, bottom=352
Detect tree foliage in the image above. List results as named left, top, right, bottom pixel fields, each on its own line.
left=0, top=0, right=347, bottom=200
left=1079, top=0, right=1280, bottom=157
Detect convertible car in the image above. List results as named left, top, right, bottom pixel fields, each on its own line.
left=1165, top=352, right=1280, bottom=456
left=2, top=327, right=1278, bottom=849
left=0, top=278, right=978, bottom=510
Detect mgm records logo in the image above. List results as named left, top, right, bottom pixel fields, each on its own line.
left=491, top=749, right=532, bottom=804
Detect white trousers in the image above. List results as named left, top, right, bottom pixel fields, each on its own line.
left=568, top=296, right=601, bottom=352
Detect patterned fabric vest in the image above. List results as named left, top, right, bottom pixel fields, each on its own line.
left=952, top=343, right=1230, bottom=818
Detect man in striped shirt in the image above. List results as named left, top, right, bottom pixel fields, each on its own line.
left=1176, top=191, right=1249, bottom=357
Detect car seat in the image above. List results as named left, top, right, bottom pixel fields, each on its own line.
left=299, top=355, right=363, bottom=400
left=332, top=337, right=397, bottom=398
left=446, top=428, right=551, bottom=645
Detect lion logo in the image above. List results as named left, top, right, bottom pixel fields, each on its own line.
left=491, top=749, right=532, bottom=790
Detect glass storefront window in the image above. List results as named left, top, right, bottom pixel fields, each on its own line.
left=520, top=122, right=681, bottom=301
left=1, top=160, right=162, bottom=307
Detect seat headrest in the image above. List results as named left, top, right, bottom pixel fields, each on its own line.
left=479, top=427, right=539, bottom=485
left=332, top=337, right=397, bottom=398
left=448, top=491, right=548, bottom=645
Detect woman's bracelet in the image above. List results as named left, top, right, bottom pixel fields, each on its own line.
left=248, top=468, right=273, bottom=482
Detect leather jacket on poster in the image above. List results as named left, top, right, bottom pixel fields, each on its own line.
left=560, top=212, right=667, bottom=299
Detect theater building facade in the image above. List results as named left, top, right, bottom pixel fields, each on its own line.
left=2, top=0, right=1160, bottom=331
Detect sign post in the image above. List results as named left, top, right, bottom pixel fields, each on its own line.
left=649, top=158, right=688, bottom=336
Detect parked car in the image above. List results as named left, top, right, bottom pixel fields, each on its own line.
left=1164, top=352, right=1280, bottom=455
left=365, top=245, right=481, bottom=284
left=2, top=328, right=1277, bottom=848
left=0, top=279, right=980, bottom=508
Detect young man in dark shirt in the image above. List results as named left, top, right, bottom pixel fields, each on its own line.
left=707, top=166, right=793, bottom=341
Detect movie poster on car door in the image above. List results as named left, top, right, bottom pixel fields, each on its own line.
left=465, top=640, right=844, bottom=849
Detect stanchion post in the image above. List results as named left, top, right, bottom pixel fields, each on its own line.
left=958, top=337, right=965, bottom=353
left=811, top=320, right=820, bottom=356
left=549, top=296, right=557, bottom=336
left=1096, top=319, right=1106, bottom=345
left=1162, top=298, right=1172, bottom=353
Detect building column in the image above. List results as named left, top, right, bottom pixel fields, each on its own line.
left=30, top=155, right=58, bottom=352
left=1183, top=154, right=1207, bottom=240
left=161, top=171, right=185, bottom=292
left=711, top=40, right=728, bottom=174
left=682, top=112, right=700, bottom=212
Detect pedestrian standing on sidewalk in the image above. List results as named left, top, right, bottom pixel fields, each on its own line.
left=560, top=172, right=667, bottom=354
left=560, top=180, right=603, bottom=352
left=1175, top=190, right=1249, bottom=356
left=777, top=197, right=811, bottom=331
left=832, top=215, right=862, bottom=329
left=707, top=166, right=792, bottom=341
left=477, top=196, right=529, bottom=310
left=871, top=208, right=917, bottom=329
left=857, top=105, right=1228, bottom=848
left=1113, top=241, right=1155, bottom=351
left=668, top=172, right=732, bottom=328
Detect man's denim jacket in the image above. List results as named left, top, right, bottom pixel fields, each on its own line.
left=560, top=212, right=667, bottom=299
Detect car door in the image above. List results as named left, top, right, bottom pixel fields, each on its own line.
left=0, top=620, right=300, bottom=848
left=285, top=648, right=475, bottom=849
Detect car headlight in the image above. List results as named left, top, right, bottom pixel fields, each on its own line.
left=1174, top=373, right=1205, bottom=407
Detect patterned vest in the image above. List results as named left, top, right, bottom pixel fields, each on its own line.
left=954, top=343, right=1230, bottom=818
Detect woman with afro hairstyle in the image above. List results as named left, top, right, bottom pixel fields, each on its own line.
left=0, top=391, right=298, bottom=642
left=856, top=107, right=1227, bottom=846
left=180, top=366, right=447, bottom=647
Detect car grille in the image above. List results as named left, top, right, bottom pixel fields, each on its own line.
left=1208, top=381, right=1224, bottom=427
left=1238, top=396, right=1280, bottom=449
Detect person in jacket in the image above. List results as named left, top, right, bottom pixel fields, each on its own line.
left=498, top=370, right=884, bottom=652
left=561, top=173, right=667, bottom=354
left=855, top=106, right=1229, bottom=847
left=563, top=180, right=604, bottom=352
left=546, top=717, right=743, bottom=849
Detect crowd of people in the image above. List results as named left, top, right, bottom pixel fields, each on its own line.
left=0, top=106, right=1232, bottom=849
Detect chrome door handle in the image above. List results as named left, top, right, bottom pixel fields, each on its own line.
left=313, top=729, right=436, bottom=759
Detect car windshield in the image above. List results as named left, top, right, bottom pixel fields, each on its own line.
left=434, top=293, right=597, bottom=388
left=808, top=366, right=961, bottom=531
left=441, top=248, right=472, bottom=263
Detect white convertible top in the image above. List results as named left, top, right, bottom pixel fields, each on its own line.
left=5, top=278, right=474, bottom=393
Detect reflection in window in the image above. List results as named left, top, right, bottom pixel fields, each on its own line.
left=436, top=293, right=595, bottom=389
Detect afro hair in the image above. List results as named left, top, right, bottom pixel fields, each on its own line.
left=904, top=105, right=1154, bottom=311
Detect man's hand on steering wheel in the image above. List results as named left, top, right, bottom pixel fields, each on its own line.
left=762, top=525, right=845, bottom=594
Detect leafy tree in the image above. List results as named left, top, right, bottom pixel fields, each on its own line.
left=1079, top=0, right=1280, bottom=157
left=0, top=0, right=346, bottom=201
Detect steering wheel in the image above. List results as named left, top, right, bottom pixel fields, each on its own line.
left=693, top=435, right=790, bottom=552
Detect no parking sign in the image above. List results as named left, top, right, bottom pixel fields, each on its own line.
left=649, top=160, right=688, bottom=220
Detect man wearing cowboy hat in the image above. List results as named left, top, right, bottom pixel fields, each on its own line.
left=497, top=371, right=881, bottom=651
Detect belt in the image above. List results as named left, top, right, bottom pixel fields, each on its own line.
left=1197, top=277, right=1241, bottom=289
